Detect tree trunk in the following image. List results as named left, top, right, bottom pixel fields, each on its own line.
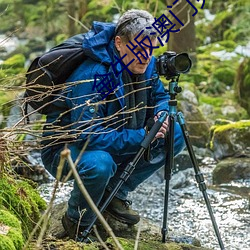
left=67, top=0, right=77, bottom=36
left=166, top=0, right=196, bottom=62
left=78, top=0, right=88, bottom=20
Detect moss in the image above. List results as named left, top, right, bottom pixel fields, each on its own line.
left=208, top=10, right=234, bottom=42
left=213, top=120, right=250, bottom=133
left=0, top=209, right=24, bottom=249
left=0, top=235, right=16, bottom=250
left=0, top=209, right=21, bottom=229
left=7, top=228, right=24, bottom=249
left=0, top=54, right=26, bottom=86
left=199, top=91, right=248, bottom=122
left=106, top=237, right=208, bottom=250
left=217, top=40, right=237, bottom=52
left=0, top=175, right=46, bottom=239
left=209, top=120, right=250, bottom=151
left=199, top=95, right=224, bottom=107
left=213, top=67, right=235, bottom=86
left=1, top=54, right=25, bottom=69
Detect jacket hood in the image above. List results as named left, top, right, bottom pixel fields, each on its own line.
left=82, top=21, right=116, bottom=65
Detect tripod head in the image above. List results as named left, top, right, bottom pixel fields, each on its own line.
left=168, top=76, right=182, bottom=100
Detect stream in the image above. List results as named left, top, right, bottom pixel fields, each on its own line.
left=38, top=155, right=250, bottom=250
left=1, top=33, right=249, bottom=250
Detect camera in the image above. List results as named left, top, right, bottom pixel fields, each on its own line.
left=156, top=51, right=192, bottom=79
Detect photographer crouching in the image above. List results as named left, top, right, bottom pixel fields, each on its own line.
left=41, top=9, right=186, bottom=241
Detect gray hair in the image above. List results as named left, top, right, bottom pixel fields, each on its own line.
left=115, top=9, right=157, bottom=42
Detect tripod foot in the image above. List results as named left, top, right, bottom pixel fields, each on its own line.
left=161, top=227, right=168, bottom=243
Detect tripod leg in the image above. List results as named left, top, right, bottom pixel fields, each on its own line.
left=81, top=112, right=168, bottom=240
left=177, top=112, right=225, bottom=250
left=162, top=114, right=175, bottom=243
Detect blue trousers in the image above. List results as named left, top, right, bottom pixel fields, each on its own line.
left=41, top=123, right=185, bottom=226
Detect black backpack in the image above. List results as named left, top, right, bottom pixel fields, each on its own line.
left=24, top=34, right=87, bottom=115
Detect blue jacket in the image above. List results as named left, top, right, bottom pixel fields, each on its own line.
left=44, top=22, right=170, bottom=156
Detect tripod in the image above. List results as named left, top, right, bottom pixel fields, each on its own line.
left=162, top=77, right=225, bottom=249
left=82, top=77, right=225, bottom=250
left=81, top=110, right=168, bottom=241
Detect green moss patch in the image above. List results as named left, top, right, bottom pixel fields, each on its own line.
left=0, top=175, right=47, bottom=239
left=209, top=120, right=250, bottom=156
left=0, top=209, right=23, bottom=250
left=106, top=237, right=210, bottom=250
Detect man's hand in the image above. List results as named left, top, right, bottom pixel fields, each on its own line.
left=154, top=111, right=169, bottom=139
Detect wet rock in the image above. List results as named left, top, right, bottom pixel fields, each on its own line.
left=12, top=150, right=51, bottom=183
left=179, top=100, right=211, bottom=148
left=209, top=120, right=250, bottom=160
left=213, top=157, right=250, bottom=184
left=170, top=168, right=193, bottom=189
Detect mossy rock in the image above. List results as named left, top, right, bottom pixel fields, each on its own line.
left=28, top=237, right=211, bottom=250
left=199, top=92, right=248, bottom=122
left=106, top=237, right=210, bottom=250
left=209, top=120, right=250, bottom=160
left=0, top=209, right=24, bottom=250
left=0, top=174, right=47, bottom=239
left=0, top=54, right=26, bottom=86
left=1, top=54, right=25, bottom=69
left=213, top=157, right=250, bottom=184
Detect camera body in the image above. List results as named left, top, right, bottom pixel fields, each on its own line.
left=156, top=51, right=192, bottom=79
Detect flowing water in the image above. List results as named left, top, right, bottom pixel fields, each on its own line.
left=2, top=33, right=249, bottom=249
left=38, top=156, right=250, bottom=250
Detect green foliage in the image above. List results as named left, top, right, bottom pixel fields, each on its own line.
left=199, top=91, right=248, bottom=121
left=199, top=95, right=224, bottom=107
left=213, top=67, right=235, bottom=86
left=205, top=10, right=234, bottom=43
left=1, top=54, right=25, bottom=69
left=0, top=54, right=26, bottom=86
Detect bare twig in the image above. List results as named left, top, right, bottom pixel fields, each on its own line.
left=22, top=154, right=65, bottom=249
left=93, top=225, right=110, bottom=250
left=61, top=148, right=124, bottom=250
left=134, top=220, right=142, bottom=250
left=68, top=14, right=90, bottom=31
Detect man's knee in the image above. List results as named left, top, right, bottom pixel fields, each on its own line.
left=77, top=150, right=117, bottom=181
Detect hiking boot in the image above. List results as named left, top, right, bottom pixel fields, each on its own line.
left=105, top=196, right=140, bottom=225
left=61, top=213, right=97, bottom=243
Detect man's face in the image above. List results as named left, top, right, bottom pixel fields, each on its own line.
left=115, top=35, right=157, bottom=75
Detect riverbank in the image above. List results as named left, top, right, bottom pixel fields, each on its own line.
left=38, top=155, right=250, bottom=250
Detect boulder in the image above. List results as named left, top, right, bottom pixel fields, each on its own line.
left=179, top=100, right=211, bottom=148
left=209, top=120, right=250, bottom=160
left=213, top=157, right=250, bottom=184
